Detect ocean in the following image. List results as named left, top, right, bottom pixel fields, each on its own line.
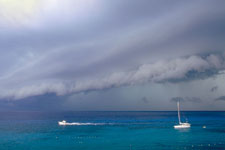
left=0, top=111, right=225, bottom=150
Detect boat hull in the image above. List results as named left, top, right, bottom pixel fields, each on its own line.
left=174, top=123, right=191, bottom=129
left=58, top=121, right=66, bottom=125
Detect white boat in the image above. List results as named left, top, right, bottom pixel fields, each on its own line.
left=174, top=101, right=191, bottom=129
left=58, top=120, right=81, bottom=125
left=58, top=120, right=67, bottom=125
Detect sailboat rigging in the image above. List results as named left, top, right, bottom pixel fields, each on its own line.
left=174, top=101, right=191, bottom=129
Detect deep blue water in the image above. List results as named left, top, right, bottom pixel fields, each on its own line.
left=0, top=111, right=225, bottom=150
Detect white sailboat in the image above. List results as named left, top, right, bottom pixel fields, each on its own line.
left=174, top=101, right=191, bottom=129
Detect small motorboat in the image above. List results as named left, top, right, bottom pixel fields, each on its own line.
left=58, top=120, right=67, bottom=125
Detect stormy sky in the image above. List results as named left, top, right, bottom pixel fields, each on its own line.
left=1, top=0, right=225, bottom=111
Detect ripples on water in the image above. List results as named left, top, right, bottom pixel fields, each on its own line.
left=0, top=111, right=225, bottom=150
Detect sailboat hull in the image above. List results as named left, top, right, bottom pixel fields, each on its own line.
left=174, top=123, right=191, bottom=129
left=174, top=101, right=191, bottom=129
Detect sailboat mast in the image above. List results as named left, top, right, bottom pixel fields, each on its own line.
left=177, top=101, right=181, bottom=124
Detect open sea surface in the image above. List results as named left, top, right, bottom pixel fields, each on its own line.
left=0, top=111, right=225, bottom=150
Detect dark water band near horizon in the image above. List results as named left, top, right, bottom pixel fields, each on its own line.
left=0, top=111, right=225, bottom=150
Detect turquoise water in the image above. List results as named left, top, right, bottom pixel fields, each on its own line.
left=0, top=111, right=225, bottom=150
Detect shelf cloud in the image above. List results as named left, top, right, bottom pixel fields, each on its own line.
left=1, top=53, right=225, bottom=100
left=0, top=0, right=225, bottom=103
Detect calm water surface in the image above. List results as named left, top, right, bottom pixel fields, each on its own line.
left=0, top=111, right=225, bottom=150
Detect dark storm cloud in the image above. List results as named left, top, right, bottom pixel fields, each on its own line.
left=0, top=0, right=225, bottom=100
left=0, top=93, right=66, bottom=111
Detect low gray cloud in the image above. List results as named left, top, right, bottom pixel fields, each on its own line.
left=141, top=97, right=150, bottom=104
left=215, top=96, right=225, bottom=101
left=170, top=97, right=202, bottom=103
left=211, top=86, right=218, bottom=92
left=170, top=97, right=185, bottom=102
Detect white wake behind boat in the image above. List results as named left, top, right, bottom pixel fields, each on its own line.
left=58, top=120, right=85, bottom=125
left=174, top=101, right=191, bottom=129
left=58, top=120, right=103, bottom=126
